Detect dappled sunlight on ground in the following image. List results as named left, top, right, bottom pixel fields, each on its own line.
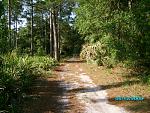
left=22, top=58, right=150, bottom=113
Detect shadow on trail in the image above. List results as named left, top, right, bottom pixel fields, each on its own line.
left=67, top=79, right=150, bottom=113
left=100, top=80, right=140, bottom=90
left=22, top=78, right=72, bottom=113
left=68, top=80, right=140, bottom=94
left=54, top=65, right=71, bottom=72
left=64, top=60, right=85, bottom=63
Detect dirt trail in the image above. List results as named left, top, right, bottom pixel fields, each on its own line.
left=23, top=58, right=128, bottom=113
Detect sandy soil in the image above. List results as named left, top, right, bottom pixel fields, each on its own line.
left=61, top=58, right=127, bottom=113
left=22, top=58, right=128, bottom=113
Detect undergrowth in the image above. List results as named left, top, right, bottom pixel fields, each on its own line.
left=0, top=52, right=57, bottom=113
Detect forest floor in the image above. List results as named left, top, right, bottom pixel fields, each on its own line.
left=22, top=58, right=150, bottom=113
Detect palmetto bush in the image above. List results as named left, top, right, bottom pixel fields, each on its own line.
left=0, top=53, right=57, bottom=112
left=80, top=35, right=118, bottom=67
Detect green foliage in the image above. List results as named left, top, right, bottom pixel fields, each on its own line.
left=0, top=52, right=56, bottom=112
left=75, top=0, right=150, bottom=67
left=60, top=22, right=83, bottom=56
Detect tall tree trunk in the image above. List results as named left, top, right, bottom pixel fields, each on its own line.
left=57, top=18, right=60, bottom=60
left=49, top=9, right=53, bottom=57
left=8, top=0, right=12, bottom=49
left=57, top=7, right=61, bottom=61
left=13, top=19, right=15, bottom=48
left=41, top=11, right=44, bottom=50
left=44, top=16, right=47, bottom=53
left=128, top=0, right=132, bottom=9
left=30, top=0, right=34, bottom=55
left=15, top=16, right=18, bottom=49
left=52, top=9, right=59, bottom=61
left=13, top=14, right=18, bottom=49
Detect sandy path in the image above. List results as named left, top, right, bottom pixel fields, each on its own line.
left=59, top=58, right=128, bottom=113
left=23, top=58, right=128, bottom=113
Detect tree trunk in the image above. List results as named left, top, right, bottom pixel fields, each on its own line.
left=57, top=7, right=60, bottom=61
left=52, top=9, right=59, bottom=61
left=128, top=0, right=132, bottom=9
left=57, top=19, right=60, bottom=60
left=13, top=14, right=18, bottom=49
left=8, top=0, right=12, bottom=49
left=13, top=19, right=15, bottom=48
left=49, top=9, right=53, bottom=57
left=15, top=16, right=18, bottom=49
left=40, top=11, right=45, bottom=53
left=44, top=16, right=47, bottom=53
left=30, top=0, right=34, bottom=55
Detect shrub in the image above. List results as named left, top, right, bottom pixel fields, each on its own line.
left=80, top=35, right=118, bottom=67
